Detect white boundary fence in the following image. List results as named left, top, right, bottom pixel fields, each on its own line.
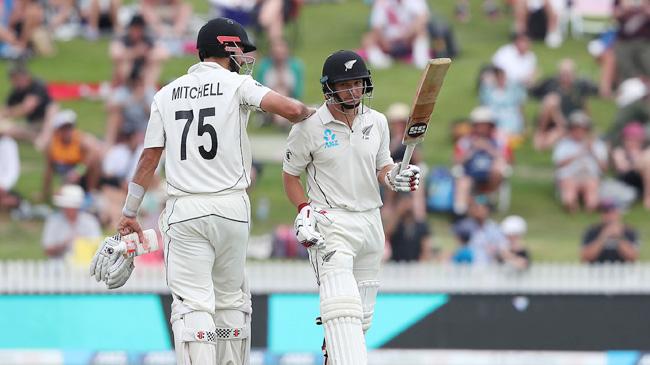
left=2, top=260, right=650, bottom=294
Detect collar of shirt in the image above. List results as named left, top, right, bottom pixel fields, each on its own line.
left=187, top=61, right=227, bottom=74
left=316, top=102, right=364, bottom=129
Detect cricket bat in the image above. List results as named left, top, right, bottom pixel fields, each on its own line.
left=400, top=58, right=452, bottom=172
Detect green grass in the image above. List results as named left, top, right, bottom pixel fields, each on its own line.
left=1, top=0, right=649, bottom=261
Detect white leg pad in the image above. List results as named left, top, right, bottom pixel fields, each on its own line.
left=211, top=275, right=252, bottom=365
left=320, top=269, right=367, bottom=365
left=172, top=311, right=217, bottom=365
left=358, top=280, right=379, bottom=334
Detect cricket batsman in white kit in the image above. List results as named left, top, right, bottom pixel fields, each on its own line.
left=89, top=18, right=315, bottom=365
left=282, top=50, right=421, bottom=364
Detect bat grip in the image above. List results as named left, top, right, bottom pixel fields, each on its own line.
left=400, top=144, right=416, bottom=172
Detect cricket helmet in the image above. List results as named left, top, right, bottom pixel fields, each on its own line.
left=196, top=17, right=256, bottom=61
left=320, top=50, right=373, bottom=95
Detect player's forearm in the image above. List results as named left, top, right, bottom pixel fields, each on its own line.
left=377, top=164, right=394, bottom=189
left=130, top=147, right=163, bottom=190
left=122, top=147, right=163, bottom=217
left=283, top=172, right=308, bottom=208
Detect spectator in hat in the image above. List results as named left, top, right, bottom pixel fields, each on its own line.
left=43, top=110, right=102, bottom=200
left=498, top=215, right=531, bottom=270
left=109, top=14, right=168, bottom=88
left=553, top=111, right=608, bottom=213
left=382, top=102, right=427, bottom=220
left=41, top=184, right=102, bottom=259
left=0, top=121, right=20, bottom=210
left=612, top=121, right=650, bottom=209
left=452, top=106, right=510, bottom=215
left=581, top=199, right=639, bottom=263
left=531, top=58, right=598, bottom=151
left=1, top=64, right=58, bottom=150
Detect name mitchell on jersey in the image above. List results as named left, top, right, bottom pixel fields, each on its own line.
left=171, top=82, right=224, bottom=100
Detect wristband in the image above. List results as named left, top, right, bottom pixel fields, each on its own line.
left=122, top=182, right=145, bottom=218
left=297, top=202, right=309, bottom=213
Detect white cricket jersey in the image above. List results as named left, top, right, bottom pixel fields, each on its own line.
left=283, top=103, right=394, bottom=212
left=144, top=62, right=271, bottom=197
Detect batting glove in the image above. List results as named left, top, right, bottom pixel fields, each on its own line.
left=105, top=255, right=135, bottom=289
left=90, top=234, right=126, bottom=282
left=294, top=204, right=334, bottom=249
left=385, top=164, right=421, bottom=192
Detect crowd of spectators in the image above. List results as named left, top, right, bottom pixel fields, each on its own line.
left=0, top=0, right=648, bottom=268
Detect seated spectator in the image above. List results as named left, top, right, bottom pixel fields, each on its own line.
left=43, top=110, right=102, bottom=200
left=0, top=121, right=20, bottom=210
left=109, top=14, right=168, bottom=88
left=46, top=0, right=80, bottom=41
left=41, top=184, right=102, bottom=259
left=498, top=215, right=531, bottom=270
left=362, top=0, right=431, bottom=69
left=479, top=65, right=527, bottom=143
left=553, top=111, right=608, bottom=213
left=453, top=106, right=510, bottom=215
left=79, top=0, right=122, bottom=40
left=105, top=69, right=155, bottom=145
left=141, top=0, right=191, bottom=39
left=384, top=193, right=433, bottom=262
left=382, top=103, right=427, bottom=218
left=0, top=2, right=26, bottom=59
left=612, top=122, right=650, bottom=209
left=492, top=33, right=537, bottom=87
left=255, top=39, right=304, bottom=128
left=605, top=78, right=649, bottom=145
left=455, top=197, right=508, bottom=265
left=581, top=199, right=639, bottom=263
left=513, top=0, right=564, bottom=48
left=613, top=0, right=650, bottom=83
left=1, top=64, right=58, bottom=150
left=531, top=58, right=598, bottom=150
left=6, top=0, right=47, bottom=56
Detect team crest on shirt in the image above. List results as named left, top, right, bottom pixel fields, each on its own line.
left=323, top=129, right=339, bottom=148
left=361, top=125, right=373, bottom=140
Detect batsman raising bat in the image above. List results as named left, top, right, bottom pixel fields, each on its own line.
left=282, top=51, right=448, bottom=364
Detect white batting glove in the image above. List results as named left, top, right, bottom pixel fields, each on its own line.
left=385, top=164, right=421, bottom=192
left=294, top=204, right=334, bottom=249
left=105, top=255, right=135, bottom=289
left=90, top=235, right=126, bottom=282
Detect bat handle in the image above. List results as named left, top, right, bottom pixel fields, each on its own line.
left=400, top=144, right=416, bottom=172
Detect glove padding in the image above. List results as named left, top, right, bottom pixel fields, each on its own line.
left=89, top=235, right=125, bottom=282
left=385, top=164, right=421, bottom=192
left=105, top=255, right=135, bottom=289
left=294, top=205, right=334, bottom=249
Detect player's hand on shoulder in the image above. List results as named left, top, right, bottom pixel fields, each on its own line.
left=386, top=164, right=421, bottom=192
left=294, top=204, right=333, bottom=249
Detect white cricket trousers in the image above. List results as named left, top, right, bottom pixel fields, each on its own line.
left=159, top=192, right=251, bottom=322
left=309, top=208, right=384, bottom=365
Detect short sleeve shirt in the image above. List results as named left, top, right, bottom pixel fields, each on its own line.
left=143, top=62, right=271, bottom=197
left=283, top=103, right=394, bottom=211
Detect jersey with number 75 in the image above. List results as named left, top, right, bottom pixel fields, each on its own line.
left=143, top=62, right=271, bottom=197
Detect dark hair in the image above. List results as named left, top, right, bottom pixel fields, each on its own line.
left=8, top=62, right=29, bottom=77
left=128, top=14, right=146, bottom=28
